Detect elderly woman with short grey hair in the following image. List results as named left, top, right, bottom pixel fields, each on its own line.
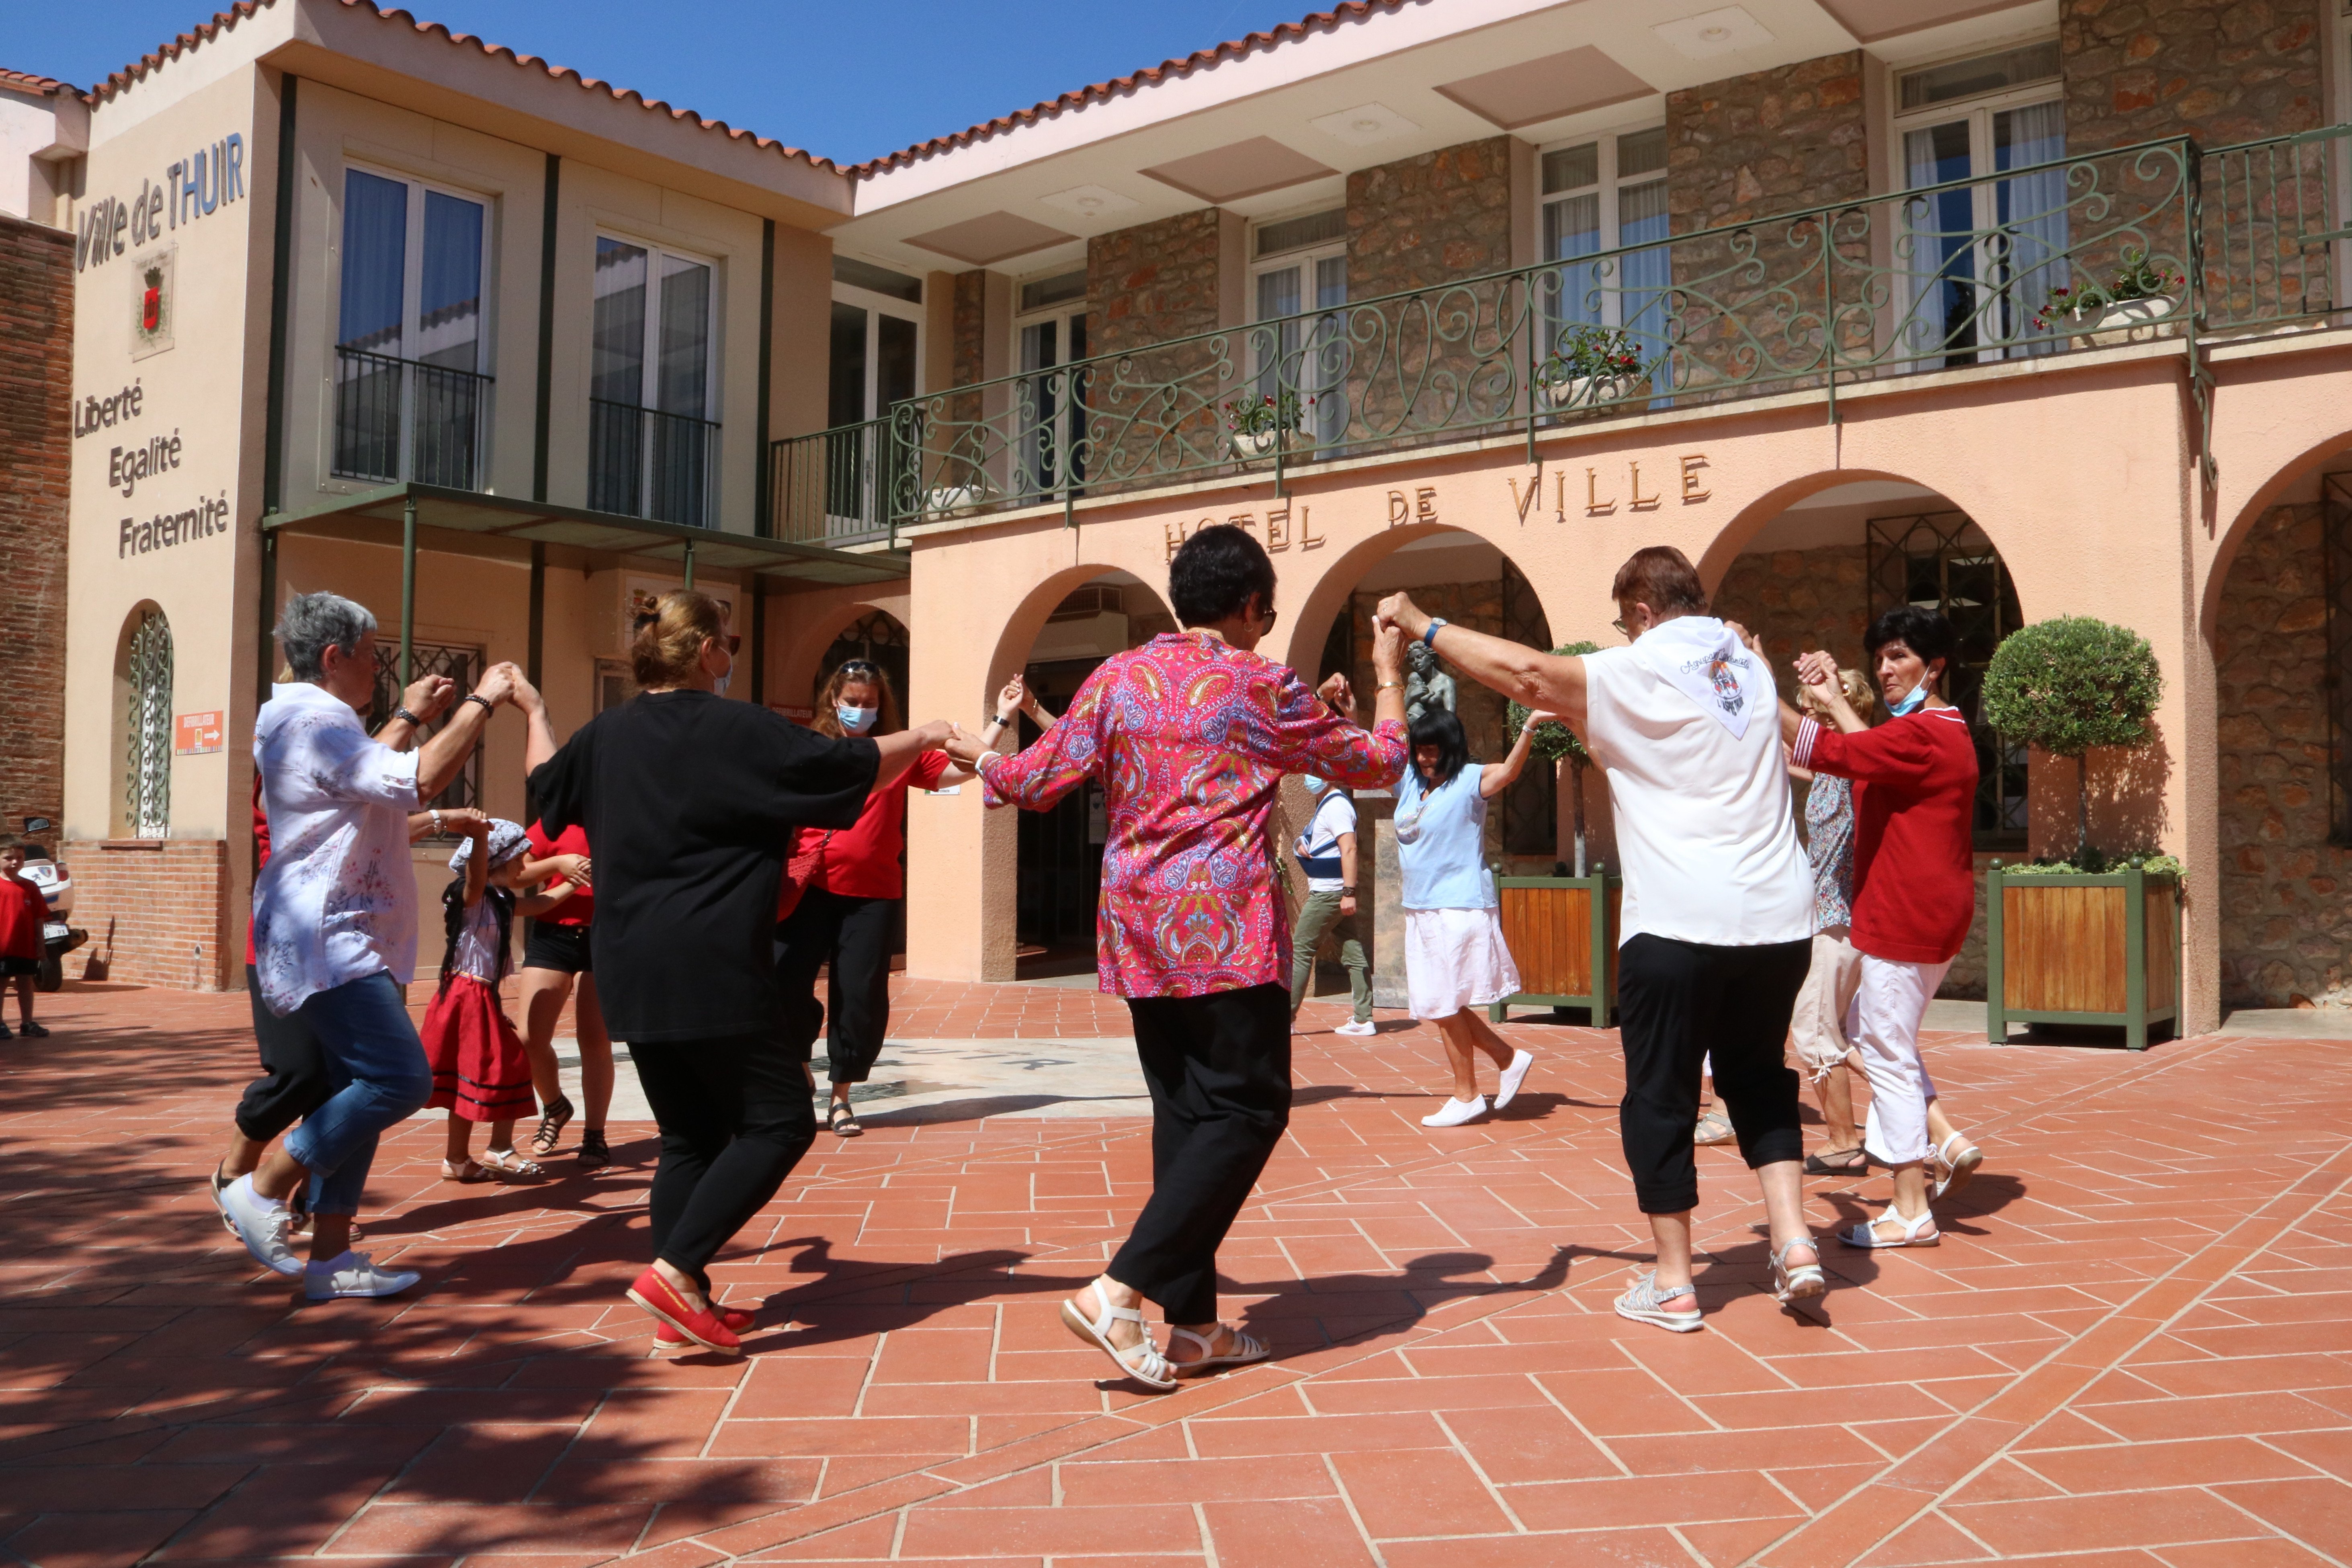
left=217, top=591, right=531, bottom=1302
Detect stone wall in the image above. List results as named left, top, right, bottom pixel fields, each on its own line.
left=1088, top=210, right=1224, bottom=363
left=2061, top=0, right=2326, bottom=149
left=64, top=838, right=232, bottom=992
left=0, top=213, right=72, bottom=838
left=2214, top=501, right=2350, bottom=1008
left=1664, top=54, right=1868, bottom=398
left=1345, top=136, right=1514, bottom=299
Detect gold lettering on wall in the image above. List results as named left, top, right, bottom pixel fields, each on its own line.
left=1387, top=490, right=1410, bottom=526
left=1586, top=467, right=1615, bottom=516
left=1299, top=505, right=1323, bottom=548
left=1680, top=453, right=1711, bottom=501
left=1629, top=461, right=1660, bottom=510
left=1415, top=487, right=1438, bottom=525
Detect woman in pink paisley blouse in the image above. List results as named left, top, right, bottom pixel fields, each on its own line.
left=947, top=526, right=1409, bottom=1390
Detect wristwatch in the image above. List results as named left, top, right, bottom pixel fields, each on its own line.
left=1340, top=885, right=1357, bottom=895
left=393, top=706, right=423, bottom=727
left=1422, top=617, right=1448, bottom=648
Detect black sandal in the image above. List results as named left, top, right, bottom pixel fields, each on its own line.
left=827, top=1101, right=863, bottom=1138
left=577, top=1128, right=609, bottom=1169
left=530, top=1095, right=575, bottom=1158
left=1805, top=1145, right=1868, bottom=1176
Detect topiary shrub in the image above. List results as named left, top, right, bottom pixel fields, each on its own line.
left=1508, top=641, right=1600, bottom=874
left=1979, top=615, right=2163, bottom=861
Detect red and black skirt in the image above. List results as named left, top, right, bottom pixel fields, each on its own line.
left=422, top=974, right=537, bottom=1123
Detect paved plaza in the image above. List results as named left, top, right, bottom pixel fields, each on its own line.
left=4, top=978, right=2352, bottom=1566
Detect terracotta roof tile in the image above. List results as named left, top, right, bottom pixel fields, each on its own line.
left=85, top=0, right=838, bottom=174
left=0, top=66, right=74, bottom=95
left=848, top=0, right=1408, bottom=178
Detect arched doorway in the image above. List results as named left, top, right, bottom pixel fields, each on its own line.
left=115, top=605, right=172, bottom=838
left=1711, top=478, right=2024, bottom=998
left=812, top=608, right=911, bottom=714
left=1009, top=571, right=1176, bottom=976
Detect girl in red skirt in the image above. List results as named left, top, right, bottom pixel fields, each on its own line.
left=427, top=816, right=580, bottom=1181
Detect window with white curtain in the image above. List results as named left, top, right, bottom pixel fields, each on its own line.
left=1014, top=269, right=1088, bottom=499
left=1894, top=42, right=2067, bottom=366
left=1539, top=127, right=1671, bottom=362
left=333, top=166, right=489, bottom=487
left=589, top=235, right=718, bottom=525
left=1251, top=209, right=1347, bottom=447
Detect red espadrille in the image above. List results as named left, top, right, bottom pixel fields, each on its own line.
left=626, top=1266, right=742, bottom=1356
left=655, top=1307, right=753, bottom=1349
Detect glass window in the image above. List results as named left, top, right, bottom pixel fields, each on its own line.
left=589, top=234, right=716, bottom=525
left=832, top=254, right=921, bottom=303
left=1539, top=127, right=1672, bottom=365
left=1014, top=303, right=1088, bottom=498
left=1255, top=207, right=1345, bottom=258
left=1018, top=270, right=1087, bottom=312
left=333, top=168, right=487, bottom=487
left=1898, top=41, right=2061, bottom=113
left=1250, top=224, right=1346, bottom=449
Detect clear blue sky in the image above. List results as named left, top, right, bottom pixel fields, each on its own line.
left=12, top=0, right=1306, bottom=166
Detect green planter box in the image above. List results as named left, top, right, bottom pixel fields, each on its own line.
left=1488, top=871, right=1621, bottom=1025
left=1985, top=864, right=2182, bottom=1051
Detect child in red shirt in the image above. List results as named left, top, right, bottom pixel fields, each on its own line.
left=0, top=838, right=53, bottom=1038
left=1772, top=605, right=1985, bottom=1250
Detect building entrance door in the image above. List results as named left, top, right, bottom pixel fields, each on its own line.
left=1014, top=655, right=1107, bottom=970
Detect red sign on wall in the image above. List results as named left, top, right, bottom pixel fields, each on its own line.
left=174, top=711, right=223, bottom=754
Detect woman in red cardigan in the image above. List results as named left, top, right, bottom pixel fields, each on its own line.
left=1766, top=605, right=1985, bottom=1249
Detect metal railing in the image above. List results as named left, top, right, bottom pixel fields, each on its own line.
left=771, top=126, right=2348, bottom=532
left=332, top=347, right=494, bottom=490
left=768, top=417, right=904, bottom=545
left=589, top=399, right=721, bottom=528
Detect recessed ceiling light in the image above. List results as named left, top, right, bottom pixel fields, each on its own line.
left=1309, top=101, right=1422, bottom=147
left=1038, top=184, right=1138, bottom=219
left=1653, top=6, right=1774, bottom=60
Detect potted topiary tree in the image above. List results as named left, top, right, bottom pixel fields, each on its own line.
left=1977, top=616, right=2180, bottom=1049
left=1490, top=643, right=1620, bottom=1024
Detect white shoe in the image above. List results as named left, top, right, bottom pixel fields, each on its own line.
left=305, top=1250, right=421, bottom=1301
left=220, top=1174, right=302, bottom=1277
left=1421, top=1095, right=1488, bottom=1127
left=1493, top=1048, right=1535, bottom=1110
left=1334, top=1019, right=1376, bottom=1037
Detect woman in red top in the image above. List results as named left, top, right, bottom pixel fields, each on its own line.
left=773, top=658, right=982, bottom=1137
left=1772, top=605, right=1985, bottom=1250
left=518, top=817, right=611, bottom=1167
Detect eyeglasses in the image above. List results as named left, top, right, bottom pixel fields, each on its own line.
left=1611, top=618, right=1630, bottom=637
left=1260, top=608, right=1280, bottom=630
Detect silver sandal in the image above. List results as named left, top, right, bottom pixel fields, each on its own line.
left=1771, top=1238, right=1825, bottom=1303
left=1614, top=1271, right=1702, bottom=1332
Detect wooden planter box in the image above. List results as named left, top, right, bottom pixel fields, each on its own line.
left=1984, top=865, right=2182, bottom=1050
left=1488, top=872, right=1621, bottom=1025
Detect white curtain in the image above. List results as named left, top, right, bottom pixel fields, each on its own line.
left=1993, top=101, right=2069, bottom=355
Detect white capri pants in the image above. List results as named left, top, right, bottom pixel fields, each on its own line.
left=1847, top=953, right=1954, bottom=1167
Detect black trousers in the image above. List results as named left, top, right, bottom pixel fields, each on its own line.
left=234, top=963, right=332, bottom=1144
left=625, top=1034, right=816, bottom=1289
left=1108, top=983, right=1291, bottom=1324
left=1616, top=934, right=1811, bottom=1215
left=772, top=889, right=896, bottom=1084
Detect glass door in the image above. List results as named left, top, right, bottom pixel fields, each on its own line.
left=590, top=236, right=715, bottom=525
left=1252, top=249, right=1347, bottom=448
left=1016, top=307, right=1087, bottom=500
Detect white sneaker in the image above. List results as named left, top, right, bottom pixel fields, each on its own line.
left=305, top=1250, right=420, bottom=1301
left=220, top=1174, right=302, bottom=1277
left=1494, top=1048, right=1536, bottom=1110
left=1421, top=1095, right=1489, bottom=1127
left=1334, top=1020, right=1376, bottom=1037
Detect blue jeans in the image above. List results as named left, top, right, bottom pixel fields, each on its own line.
left=285, top=972, right=432, bottom=1217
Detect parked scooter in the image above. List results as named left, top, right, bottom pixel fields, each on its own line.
left=16, top=839, right=87, bottom=993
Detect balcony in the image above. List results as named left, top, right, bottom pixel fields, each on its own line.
left=589, top=398, right=721, bottom=529
left=770, top=124, right=2350, bottom=535
left=332, top=347, right=493, bottom=490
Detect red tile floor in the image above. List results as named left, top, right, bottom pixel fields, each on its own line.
left=4, top=978, right=2350, bottom=1566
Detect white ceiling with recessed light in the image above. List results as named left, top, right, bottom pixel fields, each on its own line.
left=828, top=0, right=2056, bottom=279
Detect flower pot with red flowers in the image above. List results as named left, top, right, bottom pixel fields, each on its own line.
left=2034, top=250, right=2186, bottom=349
left=1536, top=324, right=1650, bottom=413
left=1223, top=390, right=1313, bottom=460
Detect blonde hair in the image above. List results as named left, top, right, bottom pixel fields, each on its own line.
left=630, top=590, right=727, bottom=688
left=1801, top=666, right=1877, bottom=716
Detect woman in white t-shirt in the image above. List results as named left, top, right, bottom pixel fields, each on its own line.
left=1397, top=707, right=1546, bottom=1127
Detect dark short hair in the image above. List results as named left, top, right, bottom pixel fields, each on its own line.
left=1168, top=525, right=1275, bottom=627
left=1866, top=604, right=1957, bottom=680
left=1609, top=546, right=1709, bottom=616
left=1407, top=708, right=1470, bottom=790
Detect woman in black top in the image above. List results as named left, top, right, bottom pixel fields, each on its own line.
left=528, top=590, right=948, bottom=1355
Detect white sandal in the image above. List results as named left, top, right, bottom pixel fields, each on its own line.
left=479, top=1148, right=545, bottom=1178
left=1770, top=1238, right=1825, bottom=1303
left=1059, top=1281, right=1177, bottom=1391
left=1168, top=1322, right=1270, bottom=1376
left=1839, top=1206, right=1939, bottom=1248
left=1932, top=1134, right=1982, bottom=1201
left=440, top=1158, right=491, bottom=1183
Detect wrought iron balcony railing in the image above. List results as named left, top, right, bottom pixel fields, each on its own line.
left=768, top=125, right=2348, bottom=533
left=332, top=347, right=494, bottom=490
left=589, top=398, right=721, bottom=528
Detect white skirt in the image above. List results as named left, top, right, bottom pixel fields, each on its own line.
left=1404, top=906, right=1522, bottom=1021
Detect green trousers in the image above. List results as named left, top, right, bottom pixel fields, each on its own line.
left=1289, top=889, right=1371, bottom=1023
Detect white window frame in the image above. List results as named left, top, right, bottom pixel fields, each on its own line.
left=1248, top=222, right=1347, bottom=445
left=1012, top=278, right=1087, bottom=499
left=1888, top=45, right=2066, bottom=366
left=1535, top=122, right=1669, bottom=330
left=592, top=230, right=721, bottom=423
left=335, top=160, right=495, bottom=373
left=829, top=277, right=925, bottom=424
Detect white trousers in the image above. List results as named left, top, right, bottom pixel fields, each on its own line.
left=1790, top=929, right=1864, bottom=1082
left=1846, top=953, right=1953, bottom=1166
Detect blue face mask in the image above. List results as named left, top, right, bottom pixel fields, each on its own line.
left=1301, top=775, right=1326, bottom=796
left=838, top=703, right=878, bottom=734
left=1888, top=678, right=1928, bottom=716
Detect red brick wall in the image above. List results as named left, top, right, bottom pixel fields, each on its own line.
left=0, top=212, right=72, bottom=839
left=64, top=838, right=232, bottom=991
